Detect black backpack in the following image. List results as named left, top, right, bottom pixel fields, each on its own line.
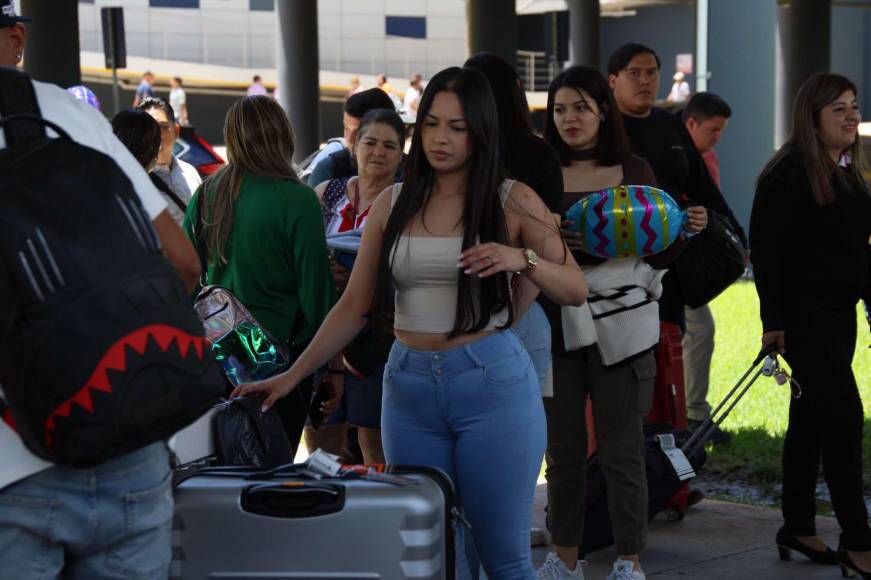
left=0, top=68, right=226, bottom=467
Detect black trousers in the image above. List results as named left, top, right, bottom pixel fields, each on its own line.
left=782, top=301, right=871, bottom=551
left=274, top=376, right=314, bottom=457
left=657, top=271, right=686, bottom=332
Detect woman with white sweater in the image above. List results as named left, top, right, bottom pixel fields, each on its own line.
left=536, top=66, right=707, bottom=580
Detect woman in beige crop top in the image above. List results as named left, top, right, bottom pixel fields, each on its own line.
left=234, top=71, right=586, bottom=411
left=234, top=67, right=587, bottom=579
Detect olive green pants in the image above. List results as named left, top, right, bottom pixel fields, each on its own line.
left=543, top=346, right=656, bottom=555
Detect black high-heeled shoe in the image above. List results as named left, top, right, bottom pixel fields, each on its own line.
left=838, top=547, right=871, bottom=578
left=775, top=527, right=839, bottom=565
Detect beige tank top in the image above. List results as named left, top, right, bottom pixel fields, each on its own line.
left=390, top=180, right=515, bottom=334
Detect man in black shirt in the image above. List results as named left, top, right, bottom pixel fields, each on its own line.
left=607, top=43, right=747, bottom=329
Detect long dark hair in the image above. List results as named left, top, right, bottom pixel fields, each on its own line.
left=463, top=52, right=537, bottom=177
left=201, top=96, right=298, bottom=265
left=544, top=66, right=632, bottom=167
left=373, top=67, right=512, bottom=337
left=111, top=109, right=161, bottom=169
left=759, top=73, right=866, bottom=204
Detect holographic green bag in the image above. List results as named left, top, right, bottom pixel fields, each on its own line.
left=193, top=285, right=291, bottom=387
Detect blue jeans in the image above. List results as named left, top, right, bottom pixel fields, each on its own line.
left=0, top=442, right=172, bottom=580
left=382, top=330, right=546, bottom=580
left=323, top=365, right=385, bottom=428
left=513, top=301, right=552, bottom=392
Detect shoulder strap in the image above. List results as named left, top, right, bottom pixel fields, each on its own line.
left=391, top=183, right=403, bottom=208
left=150, top=173, right=188, bottom=213
left=0, top=68, right=45, bottom=147
left=193, top=188, right=209, bottom=287
left=498, top=179, right=516, bottom=207
left=330, top=148, right=356, bottom=179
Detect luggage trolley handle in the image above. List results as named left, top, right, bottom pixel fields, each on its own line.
left=241, top=481, right=346, bottom=518
left=681, top=344, right=779, bottom=457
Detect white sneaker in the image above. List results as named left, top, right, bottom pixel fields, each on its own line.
left=536, top=552, right=585, bottom=579
left=606, top=559, right=645, bottom=580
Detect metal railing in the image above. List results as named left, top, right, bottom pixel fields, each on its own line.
left=516, top=50, right=559, bottom=92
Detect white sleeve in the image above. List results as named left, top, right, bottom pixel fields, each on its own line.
left=634, top=259, right=666, bottom=300
left=178, top=159, right=203, bottom=201
left=182, top=159, right=202, bottom=188
left=403, top=89, right=417, bottom=110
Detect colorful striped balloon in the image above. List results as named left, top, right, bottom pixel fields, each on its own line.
left=565, top=185, right=687, bottom=258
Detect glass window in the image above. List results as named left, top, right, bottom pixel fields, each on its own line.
left=385, top=16, right=426, bottom=39
left=149, top=0, right=200, bottom=8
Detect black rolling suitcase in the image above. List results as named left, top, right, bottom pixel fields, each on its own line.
left=171, top=464, right=456, bottom=580
left=578, top=425, right=705, bottom=554
left=577, top=345, right=797, bottom=555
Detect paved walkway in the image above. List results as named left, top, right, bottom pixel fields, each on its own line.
left=290, top=446, right=849, bottom=578
left=530, top=482, right=844, bottom=579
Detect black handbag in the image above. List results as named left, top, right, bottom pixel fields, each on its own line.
left=673, top=210, right=746, bottom=308
left=213, top=396, right=295, bottom=468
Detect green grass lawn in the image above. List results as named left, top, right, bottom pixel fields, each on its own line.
left=705, top=282, right=871, bottom=490
left=536, top=283, right=871, bottom=491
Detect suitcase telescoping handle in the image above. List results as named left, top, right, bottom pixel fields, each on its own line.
left=681, top=343, right=783, bottom=458
left=241, top=481, right=346, bottom=518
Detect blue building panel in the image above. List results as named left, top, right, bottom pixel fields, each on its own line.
left=385, top=16, right=426, bottom=39
left=150, top=0, right=199, bottom=8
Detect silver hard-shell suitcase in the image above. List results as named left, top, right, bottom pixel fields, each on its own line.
left=171, top=465, right=456, bottom=579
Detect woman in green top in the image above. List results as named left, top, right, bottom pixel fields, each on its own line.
left=183, top=95, right=339, bottom=453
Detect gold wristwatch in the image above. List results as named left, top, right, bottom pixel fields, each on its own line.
left=517, top=248, right=539, bottom=276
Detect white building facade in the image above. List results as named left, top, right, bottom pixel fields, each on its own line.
left=76, top=0, right=468, bottom=79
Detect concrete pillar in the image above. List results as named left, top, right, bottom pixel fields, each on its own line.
left=695, top=0, right=708, bottom=92
left=276, top=0, right=320, bottom=163
left=865, top=10, right=871, bottom=115
left=467, top=0, right=517, bottom=68
left=831, top=5, right=867, bottom=118
left=20, top=0, right=80, bottom=88
left=566, top=0, right=599, bottom=67
left=708, top=0, right=777, bottom=233
left=777, top=0, right=831, bottom=143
